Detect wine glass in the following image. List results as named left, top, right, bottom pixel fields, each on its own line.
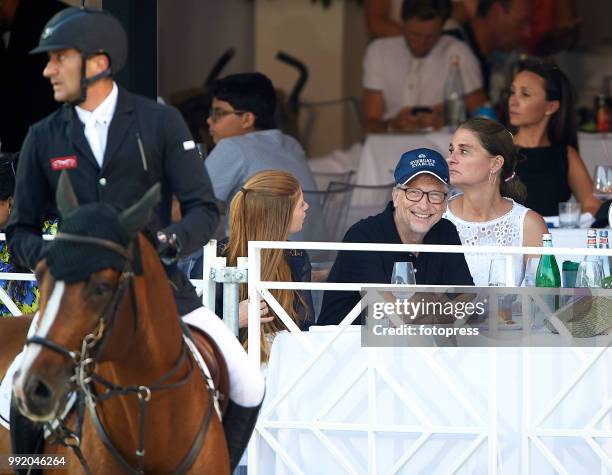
left=575, top=260, right=604, bottom=288
left=391, top=262, right=416, bottom=285
left=593, top=165, right=612, bottom=199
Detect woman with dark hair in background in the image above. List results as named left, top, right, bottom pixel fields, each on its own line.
left=507, top=58, right=601, bottom=216
left=445, top=117, right=548, bottom=285
left=219, top=170, right=313, bottom=363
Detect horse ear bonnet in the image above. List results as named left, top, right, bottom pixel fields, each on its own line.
left=45, top=203, right=132, bottom=283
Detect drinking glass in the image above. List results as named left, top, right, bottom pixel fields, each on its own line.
left=575, top=260, right=604, bottom=288
left=593, top=165, right=612, bottom=199
left=488, top=257, right=513, bottom=323
left=522, top=257, right=546, bottom=328
left=558, top=201, right=580, bottom=228
left=521, top=257, right=540, bottom=287
left=391, top=262, right=416, bottom=285
left=488, top=256, right=507, bottom=287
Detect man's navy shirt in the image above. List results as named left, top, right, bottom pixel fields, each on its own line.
left=317, top=202, right=474, bottom=325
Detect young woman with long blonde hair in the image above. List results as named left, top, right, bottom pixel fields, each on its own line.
left=219, top=170, right=313, bottom=362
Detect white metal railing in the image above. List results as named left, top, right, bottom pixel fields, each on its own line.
left=0, top=234, right=209, bottom=317
left=246, top=240, right=612, bottom=475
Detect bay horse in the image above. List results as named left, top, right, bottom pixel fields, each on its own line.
left=0, top=172, right=229, bottom=474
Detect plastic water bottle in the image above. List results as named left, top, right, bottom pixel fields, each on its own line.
left=444, top=55, right=466, bottom=129
left=597, top=230, right=611, bottom=277
left=576, top=229, right=604, bottom=287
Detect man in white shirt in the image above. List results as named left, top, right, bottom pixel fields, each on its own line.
left=362, top=0, right=486, bottom=133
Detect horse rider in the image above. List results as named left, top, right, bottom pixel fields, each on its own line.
left=6, top=6, right=264, bottom=472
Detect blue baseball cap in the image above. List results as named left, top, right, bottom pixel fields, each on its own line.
left=394, top=148, right=449, bottom=186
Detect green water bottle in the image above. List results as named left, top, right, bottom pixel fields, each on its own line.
left=534, top=233, right=561, bottom=328
left=535, top=233, right=561, bottom=288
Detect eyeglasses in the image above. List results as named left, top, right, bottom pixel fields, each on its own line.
left=397, top=187, right=447, bottom=204
left=208, top=107, right=247, bottom=123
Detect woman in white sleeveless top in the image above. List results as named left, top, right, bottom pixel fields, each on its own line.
left=444, top=117, right=548, bottom=286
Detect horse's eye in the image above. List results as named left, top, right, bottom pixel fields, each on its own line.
left=91, top=283, right=112, bottom=297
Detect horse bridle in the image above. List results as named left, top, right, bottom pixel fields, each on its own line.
left=24, top=232, right=216, bottom=475
left=27, top=233, right=138, bottom=364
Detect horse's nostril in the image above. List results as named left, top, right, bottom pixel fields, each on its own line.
left=33, top=378, right=52, bottom=400
left=24, top=375, right=55, bottom=415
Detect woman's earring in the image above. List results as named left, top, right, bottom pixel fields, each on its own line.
left=488, top=171, right=497, bottom=185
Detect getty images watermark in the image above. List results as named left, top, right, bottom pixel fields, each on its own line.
left=361, top=286, right=612, bottom=347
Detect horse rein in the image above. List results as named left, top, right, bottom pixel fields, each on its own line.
left=23, top=232, right=216, bottom=475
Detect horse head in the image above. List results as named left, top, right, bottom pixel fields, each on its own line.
left=13, top=171, right=161, bottom=421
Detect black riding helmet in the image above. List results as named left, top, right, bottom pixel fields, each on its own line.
left=30, top=7, right=127, bottom=105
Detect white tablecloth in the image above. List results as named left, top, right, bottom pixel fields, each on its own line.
left=355, top=132, right=612, bottom=193
left=257, top=327, right=612, bottom=474
left=550, top=228, right=587, bottom=263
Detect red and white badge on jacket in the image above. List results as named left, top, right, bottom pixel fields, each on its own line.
left=50, top=155, right=78, bottom=170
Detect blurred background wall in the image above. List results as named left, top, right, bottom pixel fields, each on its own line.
left=158, top=0, right=368, bottom=156
left=157, top=0, right=254, bottom=99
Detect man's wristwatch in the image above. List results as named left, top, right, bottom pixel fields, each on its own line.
left=156, top=231, right=180, bottom=264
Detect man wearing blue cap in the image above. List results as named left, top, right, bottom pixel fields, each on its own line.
left=317, top=147, right=473, bottom=325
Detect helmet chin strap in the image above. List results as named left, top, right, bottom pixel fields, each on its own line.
left=70, top=52, right=112, bottom=106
